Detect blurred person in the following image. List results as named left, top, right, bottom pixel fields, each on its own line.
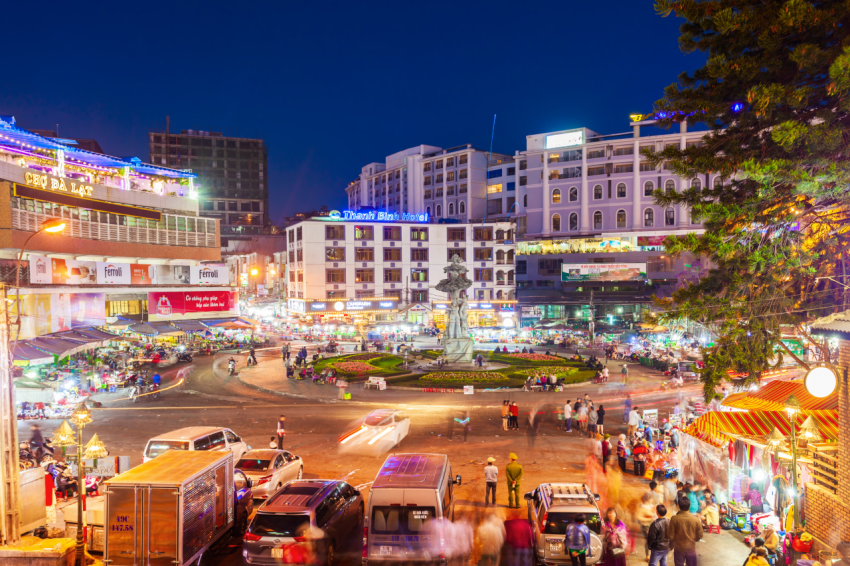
left=565, top=513, right=594, bottom=566
left=617, top=434, right=628, bottom=473
left=663, top=477, right=678, bottom=507
left=602, top=507, right=629, bottom=566
left=834, top=541, right=850, bottom=566
left=647, top=504, right=671, bottom=566
left=668, top=496, right=702, bottom=566
left=700, top=496, right=719, bottom=528
left=577, top=403, right=588, bottom=433
left=597, top=405, right=606, bottom=435
left=633, top=439, right=649, bottom=477
left=268, top=436, right=277, bottom=449
left=564, top=400, right=573, bottom=433
left=484, top=457, right=498, bottom=507
left=588, top=405, right=599, bottom=437
left=510, top=402, right=519, bottom=430
left=504, top=508, right=533, bottom=566
left=624, top=396, right=633, bottom=424
left=502, top=400, right=510, bottom=431
left=628, top=406, right=641, bottom=437
left=506, top=453, right=523, bottom=508
left=761, top=526, right=778, bottom=553
left=277, top=415, right=286, bottom=449
left=601, top=434, right=612, bottom=469
left=744, top=547, right=769, bottom=566
left=478, top=512, right=506, bottom=566
left=647, top=481, right=663, bottom=506
left=636, top=492, right=658, bottom=561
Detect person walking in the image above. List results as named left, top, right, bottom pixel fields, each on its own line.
left=502, top=400, right=510, bottom=431
left=623, top=396, right=633, bottom=424
left=637, top=492, right=658, bottom=561
left=506, top=453, right=523, bottom=508
left=484, top=457, right=498, bottom=507
left=564, top=401, right=573, bottom=432
left=597, top=405, right=606, bottom=435
left=577, top=403, right=588, bottom=434
left=510, top=402, right=519, bottom=430
left=617, top=434, right=628, bottom=473
left=602, top=507, right=628, bottom=566
left=276, top=415, right=286, bottom=449
left=668, top=496, right=702, bottom=566
left=601, top=434, right=611, bottom=469
left=628, top=406, right=641, bottom=437
left=504, top=509, right=534, bottom=566
left=478, top=513, right=506, bottom=566
left=565, top=513, right=594, bottom=566
left=621, top=363, right=629, bottom=386
left=588, top=405, right=599, bottom=437
left=647, top=504, right=671, bottom=566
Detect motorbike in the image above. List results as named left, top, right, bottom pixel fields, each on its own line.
left=177, top=352, right=193, bottom=363
left=19, top=442, right=38, bottom=470
left=228, top=361, right=236, bottom=375
left=128, top=383, right=160, bottom=402
left=661, top=379, right=683, bottom=390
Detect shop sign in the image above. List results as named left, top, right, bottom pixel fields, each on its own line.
left=464, top=385, right=474, bottom=395
left=329, top=209, right=429, bottom=223
left=148, top=290, right=236, bottom=316
left=24, top=171, right=93, bottom=197
left=310, top=302, right=327, bottom=311
left=378, top=301, right=394, bottom=308
left=288, top=299, right=306, bottom=313
left=562, top=263, right=647, bottom=282
left=190, top=264, right=228, bottom=285
left=29, top=256, right=227, bottom=286
left=306, top=298, right=400, bottom=313
left=346, top=300, right=376, bottom=311
left=257, top=284, right=268, bottom=296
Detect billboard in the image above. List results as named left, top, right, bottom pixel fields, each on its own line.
left=10, top=292, right=106, bottom=339
left=190, top=264, right=228, bottom=285
left=29, top=255, right=160, bottom=285
left=561, top=263, right=647, bottom=282
left=148, top=290, right=238, bottom=317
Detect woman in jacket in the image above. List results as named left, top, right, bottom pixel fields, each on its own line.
left=616, top=435, right=628, bottom=472
left=602, top=507, right=628, bottom=566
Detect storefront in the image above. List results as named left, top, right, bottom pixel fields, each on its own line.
left=430, top=300, right=517, bottom=332
left=286, top=297, right=400, bottom=325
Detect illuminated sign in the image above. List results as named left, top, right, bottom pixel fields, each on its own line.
left=24, top=171, right=93, bottom=197
left=379, top=301, right=394, bottom=308
left=562, top=263, right=647, bottom=282
left=629, top=114, right=645, bottom=122
left=304, top=298, right=400, bottom=314
left=334, top=301, right=345, bottom=311
left=545, top=131, right=583, bottom=149
left=311, top=302, right=327, bottom=311
left=345, top=300, right=374, bottom=311
left=332, top=210, right=429, bottom=223
left=287, top=299, right=306, bottom=313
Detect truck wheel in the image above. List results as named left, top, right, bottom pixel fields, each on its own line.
left=235, top=512, right=248, bottom=537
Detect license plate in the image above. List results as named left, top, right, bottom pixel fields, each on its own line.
left=379, top=546, right=393, bottom=555
left=549, top=542, right=562, bottom=553
left=270, top=548, right=283, bottom=558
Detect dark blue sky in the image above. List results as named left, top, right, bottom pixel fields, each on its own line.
left=2, top=1, right=702, bottom=224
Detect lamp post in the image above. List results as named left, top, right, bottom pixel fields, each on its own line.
left=784, top=394, right=803, bottom=530
left=52, top=402, right=108, bottom=566
left=13, top=218, right=65, bottom=340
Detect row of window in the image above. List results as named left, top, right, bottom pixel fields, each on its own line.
left=425, top=185, right=468, bottom=199
left=547, top=177, right=721, bottom=204
left=202, top=201, right=262, bottom=212
left=323, top=226, right=508, bottom=242
left=425, top=202, right=465, bottom=217
left=322, top=247, right=516, bottom=263
left=423, top=155, right=468, bottom=172
left=324, top=267, right=514, bottom=283
left=549, top=208, right=693, bottom=232
left=425, top=170, right=467, bottom=185
left=515, top=256, right=676, bottom=275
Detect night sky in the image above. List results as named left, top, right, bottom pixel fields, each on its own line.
left=2, top=1, right=702, bottom=224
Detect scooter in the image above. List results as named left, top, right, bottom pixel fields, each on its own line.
left=128, top=383, right=160, bottom=402
left=228, top=360, right=236, bottom=375
left=177, top=351, right=193, bottom=363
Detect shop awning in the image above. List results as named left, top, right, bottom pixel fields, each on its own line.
left=721, top=379, right=838, bottom=413
left=72, top=328, right=123, bottom=341
left=106, top=316, right=136, bottom=329
left=683, top=409, right=839, bottom=448
left=28, top=336, right=90, bottom=358
left=148, top=322, right=184, bottom=336
left=53, top=330, right=110, bottom=346
left=203, top=317, right=255, bottom=329
left=10, top=341, right=54, bottom=365
left=170, top=320, right=211, bottom=332
left=128, top=322, right=158, bottom=336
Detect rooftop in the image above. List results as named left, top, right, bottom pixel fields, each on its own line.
left=372, top=453, right=448, bottom=490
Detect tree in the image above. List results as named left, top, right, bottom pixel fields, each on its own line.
left=646, top=0, right=850, bottom=398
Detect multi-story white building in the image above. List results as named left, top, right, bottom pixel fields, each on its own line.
left=345, top=145, right=515, bottom=223
left=283, top=217, right=517, bottom=326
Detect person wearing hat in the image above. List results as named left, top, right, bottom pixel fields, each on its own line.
left=506, top=453, right=523, bottom=508
left=484, top=457, right=498, bottom=506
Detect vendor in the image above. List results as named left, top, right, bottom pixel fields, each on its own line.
left=700, top=495, right=719, bottom=527
left=762, top=526, right=778, bottom=553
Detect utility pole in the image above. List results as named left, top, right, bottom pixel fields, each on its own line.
left=0, top=285, right=20, bottom=545
left=588, top=289, right=595, bottom=342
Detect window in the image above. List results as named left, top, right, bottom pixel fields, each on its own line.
left=228, top=201, right=237, bottom=211
left=411, top=248, right=429, bottom=261
left=474, top=248, right=493, bottom=261
left=647, top=256, right=674, bottom=272
left=449, top=249, right=467, bottom=261
left=665, top=208, right=675, bottom=225
left=411, top=290, right=429, bottom=303
left=355, top=269, right=374, bottom=283
left=384, top=268, right=402, bottom=282
left=326, top=247, right=345, bottom=261
left=355, top=248, right=374, bottom=261
left=614, top=164, right=633, bottom=173
left=665, top=180, right=676, bottom=193
left=296, top=227, right=303, bottom=241
left=384, top=248, right=402, bottom=261
left=424, top=163, right=432, bottom=172
left=519, top=176, right=527, bottom=186
left=569, top=213, right=578, bottom=231
left=588, top=166, right=605, bottom=176
left=459, top=155, right=467, bottom=165
left=644, top=209, right=654, bottom=227
left=569, top=187, right=578, bottom=202
left=325, top=225, right=344, bottom=240
left=436, top=174, right=443, bottom=183
left=448, top=203, right=454, bottom=215
left=593, top=185, right=603, bottom=200
left=616, top=210, right=626, bottom=228
left=411, top=227, right=428, bottom=241
left=588, top=150, right=605, bottom=159
left=488, top=184, right=502, bottom=194
left=436, top=160, right=443, bottom=169
left=426, top=206, right=431, bottom=216
left=714, top=177, right=723, bottom=189
left=523, top=195, right=528, bottom=207
left=383, top=226, right=401, bottom=240
left=474, top=268, right=493, bottom=281
left=614, top=147, right=634, bottom=156
left=425, top=177, right=432, bottom=185
left=552, top=214, right=561, bottom=232
left=488, top=170, right=503, bottom=179
left=691, top=178, right=702, bottom=190
left=435, top=205, right=442, bottom=217
left=411, top=268, right=428, bottom=282
left=436, top=189, right=443, bottom=198
left=355, top=226, right=373, bottom=240
left=474, top=227, right=493, bottom=240
left=640, top=162, right=656, bottom=172
left=459, top=169, right=468, bottom=180
left=617, top=183, right=626, bottom=198
left=507, top=181, right=515, bottom=191
left=326, top=269, right=346, bottom=283
left=538, top=259, right=563, bottom=275
left=448, top=227, right=466, bottom=241
left=447, top=171, right=455, bottom=181
left=552, top=188, right=561, bottom=203
left=686, top=140, right=703, bottom=148
left=516, top=260, right=527, bottom=274
left=644, top=181, right=654, bottom=196
left=691, top=210, right=701, bottom=224
left=593, top=211, right=603, bottom=229
left=507, top=166, right=516, bottom=175
left=487, top=200, right=503, bottom=215
left=446, top=157, right=454, bottom=167
left=459, top=184, right=467, bottom=194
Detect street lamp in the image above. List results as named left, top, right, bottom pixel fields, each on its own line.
left=784, top=394, right=803, bottom=531
left=14, top=218, right=65, bottom=339
left=804, top=365, right=837, bottom=398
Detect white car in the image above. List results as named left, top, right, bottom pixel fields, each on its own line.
left=236, top=449, right=304, bottom=499
left=338, top=409, right=410, bottom=449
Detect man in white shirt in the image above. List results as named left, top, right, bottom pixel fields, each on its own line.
left=628, top=406, right=641, bottom=437
left=564, top=402, right=573, bottom=432
left=484, top=457, right=498, bottom=506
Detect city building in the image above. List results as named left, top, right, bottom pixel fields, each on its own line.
left=345, top=145, right=515, bottom=223
left=0, top=115, right=237, bottom=339
left=147, top=119, right=269, bottom=243
left=512, top=117, right=710, bottom=326
left=283, top=215, right=516, bottom=328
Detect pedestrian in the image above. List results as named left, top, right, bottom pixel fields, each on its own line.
left=504, top=508, right=533, bottom=565
left=506, top=453, right=523, bottom=508
left=577, top=403, right=588, bottom=434
left=276, top=415, right=285, bottom=449
left=623, top=396, right=633, bottom=424
left=478, top=513, right=506, bottom=566
left=602, top=366, right=609, bottom=382
left=621, top=363, right=629, bottom=385
left=588, top=405, right=598, bottom=437
left=601, top=434, right=611, bottom=468
left=269, top=436, right=277, bottom=449
left=510, top=402, right=519, bottom=430
left=633, top=440, right=649, bottom=477
left=617, top=434, right=628, bottom=473
left=602, top=507, right=628, bottom=566
left=628, top=406, right=641, bottom=437
left=597, top=405, right=605, bottom=435
left=484, top=457, right=498, bottom=506
left=584, top=393, right=591, bottom=406
left=502, top=400, right=509, bottom=431
left=668, top=496, right=702, bottom=566
left=565, top=513, right=594, bottom=566
left=637, top=492, right=658, bottom=561
left=564, top=401, right=573, bottom=432
left=647, top=504, right=671, bottom=566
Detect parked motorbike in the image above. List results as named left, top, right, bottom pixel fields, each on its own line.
left=19, top=442, right=38, bottom=470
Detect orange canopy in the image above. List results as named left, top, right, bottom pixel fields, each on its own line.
left=721, top=379, right=837, bottom=413
left=682, top=409, right=838, bottom=448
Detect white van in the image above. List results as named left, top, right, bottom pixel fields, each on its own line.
left=143, top=426, right=250, bottom=463
left=364, top=453, right=461, bottom=564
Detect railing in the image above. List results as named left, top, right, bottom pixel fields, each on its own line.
left=810, top=443, right=838, bottom=494
left=12, top=208, right=218, bottom=248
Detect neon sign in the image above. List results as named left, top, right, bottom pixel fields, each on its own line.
left=24, top=171, right=93, bottom=197
left=329, top=210, right=429, bottom=223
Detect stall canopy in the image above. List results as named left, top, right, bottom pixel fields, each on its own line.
left=11, top=341, right=54, bottom=365
left=127, top=322, right=158, bottom=336
left=71, top=328, right=123, bottom=342
left=28, top=336, right=90, bottom=358
left=53, top=330, right=110, bottom=346
left=170, top=320, right=211, bottom=333
left=203, top=317, right=256, bottom=329
left=683, top=409, right=839, bottom=448
left=721, top=379, right=838, bottom=413
left=106, top=316, right=136, bottom=329
left=148, top=321, right=184, bottom=336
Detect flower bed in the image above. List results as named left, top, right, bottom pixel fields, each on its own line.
left=506, top=353, right=562, bottom=362
left=344, top=353, right=385, bottom=361
left=333, top=361, right=379, bottom=373
left=516, top=366, right=578, bottom=379
left=418, top=371, right=508, bottom=382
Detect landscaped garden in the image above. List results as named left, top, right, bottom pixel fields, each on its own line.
left=310, top=353, right=406, bottom=380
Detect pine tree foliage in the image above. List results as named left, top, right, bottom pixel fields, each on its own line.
left=647, top=0, right=850, bottom=398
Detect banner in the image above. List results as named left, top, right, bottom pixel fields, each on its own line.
left=29, top=256, right=161, bottom=285
left=190, top=264, right=228, bottom=285
left=10, top=292, right=106, bottom=339
left=148, top=290, right=237, bottom=317
left=561, top=263, right=647, bottom=282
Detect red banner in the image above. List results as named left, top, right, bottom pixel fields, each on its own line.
left=148, top=290, right=236, bottom=316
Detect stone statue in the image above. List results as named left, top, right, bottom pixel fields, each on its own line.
left=435, top=255, right=474, bottom=363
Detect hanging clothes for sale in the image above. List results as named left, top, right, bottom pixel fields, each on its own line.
left=772, top=476, right=788, bottom=520
left=734, top=440, right=748, bottom=469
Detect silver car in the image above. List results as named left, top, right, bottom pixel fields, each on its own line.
left=236, top=449, right=304, bottom=499
left=525, top=483, right=604, bottom=565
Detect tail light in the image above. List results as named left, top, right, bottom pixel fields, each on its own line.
left=256, top=475, right=273, bottom=485
left=539, top=512, right=547, bottom=534
left=293, top=536, right=308, bottom=542
left=243, top=532, right=261, bottom=542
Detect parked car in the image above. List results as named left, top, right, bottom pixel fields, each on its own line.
left=338, top=409, right=410, bottom=449
left=243, top=480, right=364, bottom=566
left=525, top=483, right=603, bottom=566
left=142, top=426, right=250, bottom=462
left=236, top=449, right=305, bottom=499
